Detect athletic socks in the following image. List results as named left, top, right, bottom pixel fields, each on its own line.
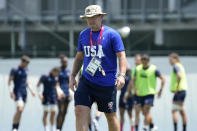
left=135, top=125, right=139, bottom=131
left=44, top=126, right=50, bottom=131
left=88, top=124, right=92, bottom=131
left=120, top=123, right=123, bottom=131
left=131, top=125, right=134, bottom=131
left=57, top=125, right=62, bottom=131
left=174, top=122, right=177, bottom=131
left=142, top=125, right=149, bottom=131
left=51, top=125, right=56, bottom=131
left=149, top=123, right=154, bottom=129
left=183, top=124, right=187, bottom=131
left=12, top=123, right=19, bottom=130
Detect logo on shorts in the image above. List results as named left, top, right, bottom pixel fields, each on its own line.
left=108, top=102, right=113, bottom=110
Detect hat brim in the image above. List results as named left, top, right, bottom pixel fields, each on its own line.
left=80, top=13, right=107, bottom=20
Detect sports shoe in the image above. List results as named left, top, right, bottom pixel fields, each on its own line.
left=13, top=129, right=17, bottom=131
left=93, top=119, right=99, bottom=131
left=150, top=125, right=158, bottom=131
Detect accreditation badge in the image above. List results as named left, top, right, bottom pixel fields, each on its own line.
left=85, top=57, right=101, bottom=76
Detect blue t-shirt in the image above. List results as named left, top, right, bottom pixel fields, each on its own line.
left=39, top=73, right=58, bottom=98
left=173, top=65, right=180, bottom=73
left=77, top=25, right=125, bottom=86
left=10, top=66, right=28, bottom=93
left=59, top=67, right=70, bottom=96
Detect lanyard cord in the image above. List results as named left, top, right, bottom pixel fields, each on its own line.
left=90, top=24, right=104, bottom=47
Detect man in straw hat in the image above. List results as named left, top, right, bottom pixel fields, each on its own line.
left=69, top=5, right=127, bottom=131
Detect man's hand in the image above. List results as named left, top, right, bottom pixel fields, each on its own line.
left=69, top=75, right=77, bottom=92
left=115, top=76, right=125, bottom=90
left=10, top=91, right=15, bottom=99
left=123, top=91, right=132, bottom=103
left=157, top=88, right=163, bottom=98
left=31, top=90, right=36, bottom=97
left=39, top=94, right=43, bottom=100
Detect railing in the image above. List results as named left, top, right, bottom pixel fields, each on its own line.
left=0, top=0, right=197, bottom=23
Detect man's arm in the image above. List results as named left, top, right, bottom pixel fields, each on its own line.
left=176, top=72, right=181, bottom=92
left=115, top=51, right=127, bottom=90
left=158, top=74, right=165, bottom=98
left=69, top=52, right=84, bottom=91
left=27, top=80, right=36, bottom=96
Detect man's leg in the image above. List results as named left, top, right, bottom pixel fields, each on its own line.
left=75, top=105, right=91, bottom=131
left=142, top=105, right=152, bottom=130
left=134, top=104, right=140, bottom=131
left=174, top=102, right=187, bottom=131
left=119, top=107, right=125, bottom=131
left=105, top=112, right=120, bottom=131
left=93, top=110, right=102, bottom=131
left=88, top=111, right=92, bottom=131
left=127, top=109, right=134, bottom=131
left=50, top=111, right=56, bottom=131
left=43, top=111, right=48, bottom=131
left=12, top=105, right=24, bottom=130
left=57, top=99, right=69, bottom=130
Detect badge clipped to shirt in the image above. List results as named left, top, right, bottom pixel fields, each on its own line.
left=85, top=24, right=106, bottom=76
left=85, top=57, right=101, bottom=76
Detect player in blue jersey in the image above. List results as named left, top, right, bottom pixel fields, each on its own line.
left=8, top=55, right=36, bottom=131
left=56, top=56, right=71, bottom=131
left=69, top=5, right=127, bottom=131
left=119, top=68, right=134, bottom=131
left=37, top=67, right=64, bottom=131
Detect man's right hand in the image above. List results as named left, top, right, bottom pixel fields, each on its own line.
left=39, top=94, right=43, bottom=100
left=10, top=91, right=15, bottom=99
left=69, top=75, right=77, bottom=92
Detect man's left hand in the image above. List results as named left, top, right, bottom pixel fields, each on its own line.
left=115, top=76, right=125, bottom=90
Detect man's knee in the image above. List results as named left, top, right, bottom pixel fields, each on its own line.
left=143, top=105, right=151, bottom=115
left=105, top=112, right=117, bottom=121
left=17, top=106, right=24, bottom=113
left=75, top=105, right=90, bottom=118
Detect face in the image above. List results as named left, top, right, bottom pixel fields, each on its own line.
left=141, top=58, right=149, bottom=66
left=86, top=15, right=103, bottom=30
left=21, top=60, right=29, bottom=68
left=61, top=57, right=68, bottom=68
left=169, top=56, right=175, bottom=65
left=135, top=56, right=142, bottom=66
left=52, top=71, right=59, bottom=77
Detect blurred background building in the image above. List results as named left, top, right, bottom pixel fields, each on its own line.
left=0, top=0, right=197, bottom=57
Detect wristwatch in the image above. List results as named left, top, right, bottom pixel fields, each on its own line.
left=118, top=73, right=126, bottom=79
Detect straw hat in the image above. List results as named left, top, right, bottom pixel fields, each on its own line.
left=80, top=5, right=107, bottom=19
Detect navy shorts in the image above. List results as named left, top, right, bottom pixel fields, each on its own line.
left=173, top=91, right=186, bottom=102
left=75, top=76, right=117, bottom=113
left=138, top=95, right=154, bottom=107
left=133, top=95, right=140, bottom=105
left=14, top=90, right=27, bottom=103
left=119, top=96, right=133, bottom=110
left=42, top=96, right=57, bottom=105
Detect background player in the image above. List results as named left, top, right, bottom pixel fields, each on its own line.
left=56, top=56, right=71, bottom=131
left=8, top=55, right=35, bottom=131
left=37, top=67, right=63, bottom=131
left=132, top=54, right=165, bottom=131
left=124, top=54, right=142, bottom=131
left=119, top=68, right=134, bottom=131
left=169, top=53, right=188, bottom=131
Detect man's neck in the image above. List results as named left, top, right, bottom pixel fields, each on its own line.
left=91, top=24, right=102, bottom=31
left=143, top=64, right=149, bottom=68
